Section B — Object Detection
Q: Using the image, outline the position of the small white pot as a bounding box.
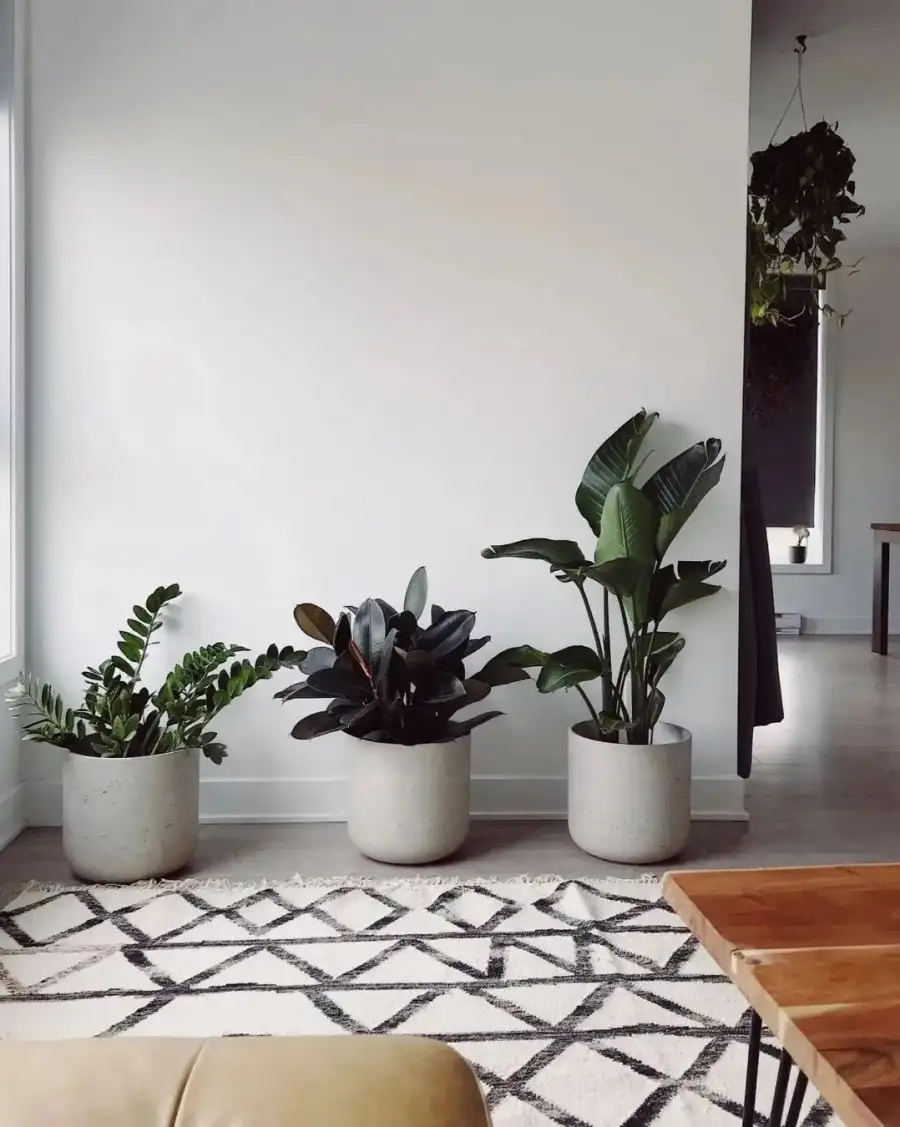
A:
[568,721,692,864]
[346,733,471,864]
[63,748,200,883]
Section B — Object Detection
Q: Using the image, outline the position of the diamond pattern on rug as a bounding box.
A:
[0,878,841,1127]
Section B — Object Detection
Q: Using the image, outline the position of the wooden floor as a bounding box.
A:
[2,637,898,887]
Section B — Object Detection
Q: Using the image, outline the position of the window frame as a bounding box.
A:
[768,295,836,576]
[0,0,24,685]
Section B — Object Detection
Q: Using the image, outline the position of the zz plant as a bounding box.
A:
[483,410,725,745]
[281,567,528,745]
[6,584,304,763]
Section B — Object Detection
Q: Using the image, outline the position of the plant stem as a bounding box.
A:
[573,683,601,735]
[602,588,613,713]
[615,596,642,741]
[576,579,615,715]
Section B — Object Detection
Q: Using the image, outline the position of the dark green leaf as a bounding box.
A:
[643,440,725,557]
[133,605,152,625]
[298,647,337,675]
[629,630,685,683]
[430,604,446,625]
[481,539,588,568]
[118,638,142,663]
[126,618,149,638]
[581,557,643,598]
[464,635,490,657]
[417,610,476,661]
[648,687,666,730]
[651,565,722,620]
[535,645,606,694]
[333,612,351,656]
[594,482,658,623]
[474,645,546,687]
[202,743,228,764]
[353,597,386,666]
[403,566,428,620]
[375,599,398,622]
[274,680,330,702]
[293,603,337,644]
[306,667,370,703]
[677,559,727,582]
[416,673,466,704]
[575,409,658,534]
[290,711,345,740]
[438,711,504,740]
[109,655,135,677]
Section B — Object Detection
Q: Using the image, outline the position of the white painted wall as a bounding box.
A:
[752,4,900,633]
[25,0,752,823]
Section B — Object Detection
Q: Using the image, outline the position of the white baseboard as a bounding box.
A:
[0,783,26,850]
[799,616,900,636]
[26,774,746,827]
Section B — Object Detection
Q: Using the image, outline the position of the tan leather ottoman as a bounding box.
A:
[0,1035,490,1126]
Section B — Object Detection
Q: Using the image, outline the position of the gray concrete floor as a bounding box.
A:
[2,637,898,887]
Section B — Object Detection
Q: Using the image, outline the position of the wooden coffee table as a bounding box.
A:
[663,864,900,1127]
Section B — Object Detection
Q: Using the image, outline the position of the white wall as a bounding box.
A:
[751,6,900,633]
[25,0,752,823]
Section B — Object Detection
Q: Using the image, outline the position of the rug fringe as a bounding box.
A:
[17,872,659,895]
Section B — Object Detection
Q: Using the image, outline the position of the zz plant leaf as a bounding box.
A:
[6,585,305,762]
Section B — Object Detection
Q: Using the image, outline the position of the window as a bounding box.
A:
[0,0,23,684]
[743,278,834,572]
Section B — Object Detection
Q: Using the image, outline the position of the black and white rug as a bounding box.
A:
[0,876,837,1126]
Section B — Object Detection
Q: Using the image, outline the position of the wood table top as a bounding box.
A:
[873,523,900,532]
[663,864,900,1127]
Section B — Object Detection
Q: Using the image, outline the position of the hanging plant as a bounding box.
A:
[747,36,865,327]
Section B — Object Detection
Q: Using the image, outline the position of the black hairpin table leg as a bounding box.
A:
[742,1010,762,1127]
[784,1071,809,1127]
[769,1050,794,1127]
[742,1010,813,1127]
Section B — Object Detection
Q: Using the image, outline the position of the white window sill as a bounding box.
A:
[0,655,22,687]
[771,561,832,575]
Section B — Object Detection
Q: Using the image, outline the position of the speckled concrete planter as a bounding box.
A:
[347,734,471,864]
[568,721,691,864]
[63,748,200,883]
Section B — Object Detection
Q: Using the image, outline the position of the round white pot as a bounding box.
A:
[346,733,471,864]
[568,721,692,864]
[63,748,200,883]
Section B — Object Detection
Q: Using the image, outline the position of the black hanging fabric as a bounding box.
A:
[737,460,784,778]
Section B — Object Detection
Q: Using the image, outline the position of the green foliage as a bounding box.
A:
[281,569,529,746]
[6,584,305,763]
[748,121,864,326]
[482,411,726,744]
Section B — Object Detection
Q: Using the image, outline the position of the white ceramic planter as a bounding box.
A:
[568,720,692,864]
[63,748,200,883]
[346,733,471,864]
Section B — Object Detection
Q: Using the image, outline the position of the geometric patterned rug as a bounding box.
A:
[0,876,838,1126]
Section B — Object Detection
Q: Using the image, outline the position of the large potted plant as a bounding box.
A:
[6,584,303,882]
[280,568,527,863]
[483,410,726,863]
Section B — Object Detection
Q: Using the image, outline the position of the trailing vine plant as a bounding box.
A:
[748,35,865,328]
